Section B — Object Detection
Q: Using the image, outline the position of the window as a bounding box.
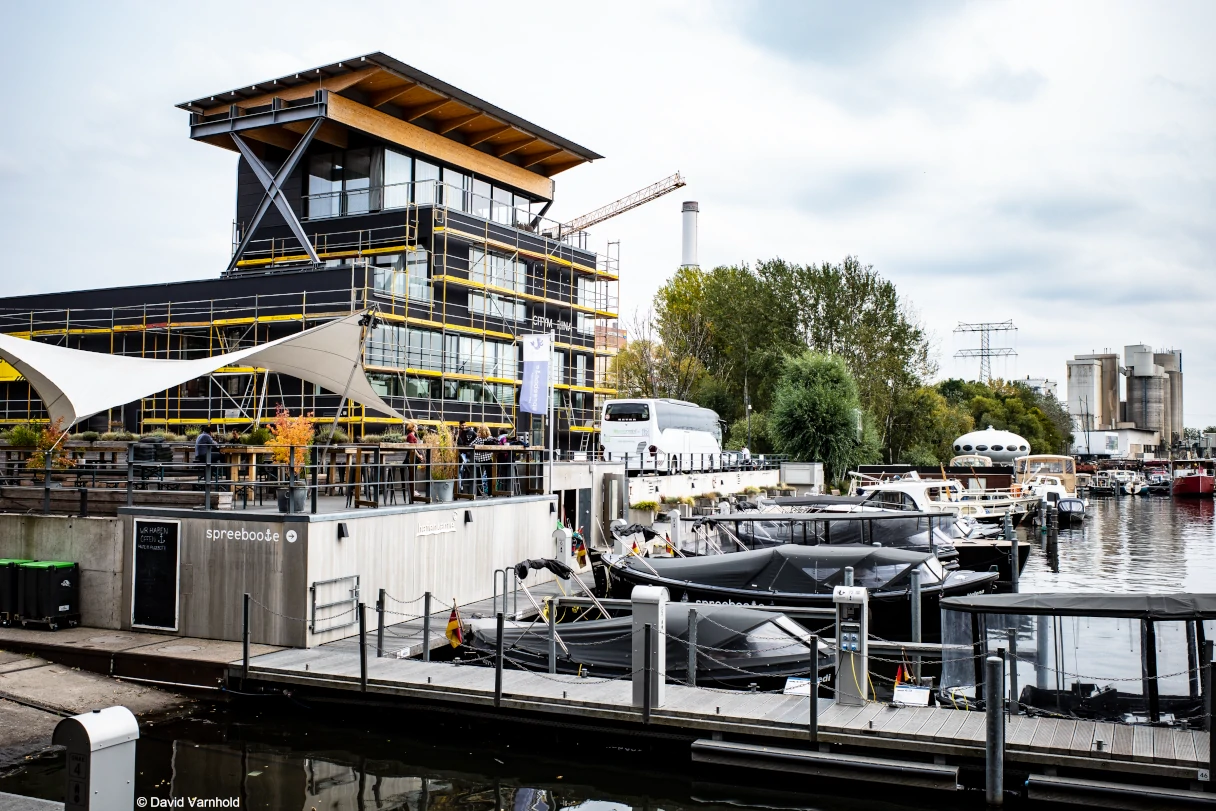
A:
[513,194,532,230]
[368,373,403,398]
[492,186,513,225]
[470,292,526,321]
[574,353,590,387]
[384,149,412,209]
[405,377,433,399]
[415,159,440,205]
[443,168,467,212]
[344,148,372,214]
[471,178,492,219]
[576,312,594,336]
[407,329,442,371]
[370,250,431,302]
[470,249,526,292]
[307,153,342,218]
[551,350,565,384]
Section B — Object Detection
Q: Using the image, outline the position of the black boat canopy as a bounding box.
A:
[940,593,1216,620]
[617,545,936,593]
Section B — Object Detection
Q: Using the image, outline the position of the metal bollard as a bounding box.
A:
[422,592,432,662]
[126,445,134,507]
[548,598,557,674]
[1010,527,1020,593]
[494,612,505,708]
[910,568,922,682]
[844,566,854,587]
[242,592,251,682]
[359,602,367,692]
[1008,628,1020,715]
[687,608,697,687]
[376,589,385,659]
[1003,511,1014,541]
[808,634,819,744]
[643,623,653,725]
[42,450,51,515]
[985,655,1005,805]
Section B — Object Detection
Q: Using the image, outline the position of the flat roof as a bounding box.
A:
[178,52,602,178]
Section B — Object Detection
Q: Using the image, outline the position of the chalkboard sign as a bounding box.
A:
[132,518,180,630]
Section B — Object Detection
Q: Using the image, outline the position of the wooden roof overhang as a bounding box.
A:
[178,53,602,202]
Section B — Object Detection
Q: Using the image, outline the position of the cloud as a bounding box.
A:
[967,63,1046,104]
[995,194,1134,230]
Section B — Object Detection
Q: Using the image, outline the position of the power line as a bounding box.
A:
[954,320,1017,383]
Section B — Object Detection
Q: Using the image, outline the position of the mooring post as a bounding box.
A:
[1038,499,1046,535]
[844,566,854,587]
[687,607,697,687]
[242,592,251,682]
[808,634,819,744]
[985,655,1005,806]
[494,612,505,709]
[376,589,385,659]
[1143,619,1160,723]
[643,622,653,725]
[1009,527,1020,593]
[359,602,367,693]
[910,568,922,682]
[547,598,557,674]
[1007,628,1020,715]
[1003,510,1013,541]
[422,592,432,662]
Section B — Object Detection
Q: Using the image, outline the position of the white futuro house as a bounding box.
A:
[952,426,1030,465]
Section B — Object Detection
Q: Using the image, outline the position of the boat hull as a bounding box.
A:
[1173,474,1215,498]
[952,540,1031,583]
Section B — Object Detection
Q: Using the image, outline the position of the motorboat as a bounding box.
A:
[848,473,1034,524]
[604,545,999,640]
[1173,465,1215,498]
[1088,472,1118,496]
[1056,497,1085,524]
[1145,469,1172,495]
[1122,477,1149,496]
[465,603,833,687]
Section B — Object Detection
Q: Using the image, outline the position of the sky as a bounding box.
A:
[1,1,1213,422]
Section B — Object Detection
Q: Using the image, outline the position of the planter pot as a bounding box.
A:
[678,504,693,518]
[431,479,455,503]
[277,485,307,513]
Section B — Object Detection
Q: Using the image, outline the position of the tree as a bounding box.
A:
[725,411,775,454]
[767,352,876,481]
[887,386,973,464]
[607,309,704,400]
[934,378,1071,454]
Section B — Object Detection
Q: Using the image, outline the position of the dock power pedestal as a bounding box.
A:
[833,585,870,705]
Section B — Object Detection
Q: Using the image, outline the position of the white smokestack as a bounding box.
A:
[681,201,699,268]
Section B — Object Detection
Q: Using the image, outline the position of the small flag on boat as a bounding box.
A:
[894,665,905,687]
[445,602,464,647]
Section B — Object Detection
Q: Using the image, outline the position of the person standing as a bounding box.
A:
[457,421,476,494]
[472,424,494,496]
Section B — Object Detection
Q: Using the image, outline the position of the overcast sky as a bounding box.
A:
[2,1,1213,423]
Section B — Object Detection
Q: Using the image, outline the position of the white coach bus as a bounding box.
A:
[600,398,725,472]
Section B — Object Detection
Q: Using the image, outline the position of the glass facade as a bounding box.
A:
[371,250,431,302]
[470,291,526,321]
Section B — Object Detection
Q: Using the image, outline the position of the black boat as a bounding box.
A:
[604,545,998,640]
[465,603,833,687]
[1056,497,1085,525]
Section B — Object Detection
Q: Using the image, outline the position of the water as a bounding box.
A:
[1,496,1213,808]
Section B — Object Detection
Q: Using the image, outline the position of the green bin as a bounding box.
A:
[0,559,33,624]
[17,561,80,630]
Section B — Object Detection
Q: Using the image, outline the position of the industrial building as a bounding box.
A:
[1066,345,1183,459]
[0,53,629,448]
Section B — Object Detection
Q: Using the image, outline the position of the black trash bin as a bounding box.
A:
[0,559,33,626]
[17,561,80,630]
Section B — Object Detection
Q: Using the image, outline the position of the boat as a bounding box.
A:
[1172,464,1215,498]
[848,472,1034,524]
[1056,497,1085,524]
[1088,472,1118,496]
[1014,455,1086,522]
[1145,468,1172,495]
[465,603,833,687]
[604,545,999,640]
[1121,476,1149,496]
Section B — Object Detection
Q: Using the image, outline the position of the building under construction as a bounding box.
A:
[0,53,635,449]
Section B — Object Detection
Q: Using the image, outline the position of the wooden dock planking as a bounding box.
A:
[954,710,988,744]
[1006,715,1038,749]
[1066,721,1096,758]
[930,708,972,743]
[1090,722,1115,759]
[908,708,956,741]
[840,703,887,733]
[1047,718,1078,756]
[1177,730,1199,766]
[1132,724,1155,762]
[1195,729,1209,764]
[1112,723,1135,760]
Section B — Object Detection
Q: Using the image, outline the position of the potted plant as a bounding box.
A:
[425,427,459,502]
[678,495,695,518]
[27,419,75,480]
[629,500,659,525]
[266,406,315,512]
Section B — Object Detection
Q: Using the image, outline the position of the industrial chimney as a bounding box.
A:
[680,201,699,268]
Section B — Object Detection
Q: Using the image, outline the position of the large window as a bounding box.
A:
[383,149,413,209]
[371,250,431,302]
[407,329,442,372]
[415,159,440,205]
[443,168,467,212]
[574,353,590,387]
[470,249,527,292]
[471,178,492,219]
[470,292,526,321]
[307,153,342,219]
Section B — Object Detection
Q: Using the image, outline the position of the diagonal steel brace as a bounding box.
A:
[228,117,324,270]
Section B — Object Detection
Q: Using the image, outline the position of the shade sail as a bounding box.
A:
[940,593,1216,620]
[0,312,404,426]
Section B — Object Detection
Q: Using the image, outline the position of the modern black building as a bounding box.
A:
[0,53,620,448]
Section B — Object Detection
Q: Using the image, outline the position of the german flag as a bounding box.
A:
[445,602,464,647]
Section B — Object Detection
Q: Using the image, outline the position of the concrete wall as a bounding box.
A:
[1067,359,1103,430]
[0,515,124,629]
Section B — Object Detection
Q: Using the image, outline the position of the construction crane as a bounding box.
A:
[551,172,686,236]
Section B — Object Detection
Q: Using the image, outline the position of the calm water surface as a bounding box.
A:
[2,496,1213,809]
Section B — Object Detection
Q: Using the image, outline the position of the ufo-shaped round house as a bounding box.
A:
[952,426,1030,465]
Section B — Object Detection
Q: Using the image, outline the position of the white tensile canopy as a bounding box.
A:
[0,312,404,427]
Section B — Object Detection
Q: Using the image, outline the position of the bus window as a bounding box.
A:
[605,403,650,422]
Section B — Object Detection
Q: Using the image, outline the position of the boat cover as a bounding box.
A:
[615,545,936,593]
[468,603,823,676]
[696,512,951,552]
[940,593,1216,620]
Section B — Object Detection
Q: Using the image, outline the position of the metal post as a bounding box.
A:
[422,592,432,662]
[687,608,697,687]
[985,655,1005,806]
[844,566,854,587]
[1007,628,1020,715]
[126,444,134,507]
[359,602,367,692]
[910,568,922,682]
[643,623,653,725]
[287,445,297,515]
[376,589,385,659]
[548,598,557,674]
[203,458,212,511]
[310,445,318,514]
[1010,525,1020,593]
[1188,621,1200,700]
[1003,510,1013,541]
[42,449,51,514]
[1038,499,1046,535]
[1205,640,1215,788]
[494,612,504,709]
[242,593,250,681]
[808,634,819,744]
[1144,619,1160,723]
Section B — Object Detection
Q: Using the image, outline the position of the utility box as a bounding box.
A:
[52,706,139,810]
[779,462,825,494]
[834,585,870,706]
[0,559,33,625]
[631,585,668,708]
[18,561,81,630]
